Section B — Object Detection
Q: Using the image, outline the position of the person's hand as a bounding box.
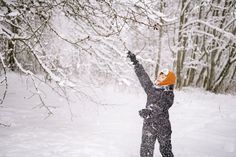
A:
[139,108,152,119]
[127,51,138,65]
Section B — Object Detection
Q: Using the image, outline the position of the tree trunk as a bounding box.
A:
[2,1,18,71]
[212,42,236,92]
[176,0,189,89]
[155,0,164,78]
[207,0,234,91]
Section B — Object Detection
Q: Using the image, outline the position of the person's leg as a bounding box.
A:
[140,121,157,157]
[156,119,174,157]
[158,135,174,157]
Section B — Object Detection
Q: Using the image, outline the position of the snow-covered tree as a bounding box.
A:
[0,0,235,110]
[174,0,236,93]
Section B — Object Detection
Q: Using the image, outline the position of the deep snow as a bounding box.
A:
[0,73,236,157]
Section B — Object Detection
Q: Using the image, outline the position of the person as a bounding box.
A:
[127,51,175,157]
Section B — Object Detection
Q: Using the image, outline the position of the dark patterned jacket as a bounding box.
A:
[134,63,174,127]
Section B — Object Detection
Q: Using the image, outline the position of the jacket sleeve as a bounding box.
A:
[134,63,154,94]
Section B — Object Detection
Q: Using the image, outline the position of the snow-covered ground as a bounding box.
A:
[1,73,236,157]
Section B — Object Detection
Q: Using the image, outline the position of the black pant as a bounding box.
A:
[140,120,174,157]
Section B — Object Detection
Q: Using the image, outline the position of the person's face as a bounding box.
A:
[156,73,167,84]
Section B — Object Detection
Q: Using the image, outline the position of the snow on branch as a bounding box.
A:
[13,56,53,115]
[183,20,236,41]
[230,56,236,64]
[0,122,10,127]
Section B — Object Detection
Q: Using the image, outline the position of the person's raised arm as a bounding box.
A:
[127,51,153,94]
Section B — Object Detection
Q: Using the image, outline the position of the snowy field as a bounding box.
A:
[1,73,236,157]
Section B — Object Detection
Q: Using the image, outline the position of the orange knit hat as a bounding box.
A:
[158,69,176,86]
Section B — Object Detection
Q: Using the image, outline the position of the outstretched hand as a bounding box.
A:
[127,51,138,65]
